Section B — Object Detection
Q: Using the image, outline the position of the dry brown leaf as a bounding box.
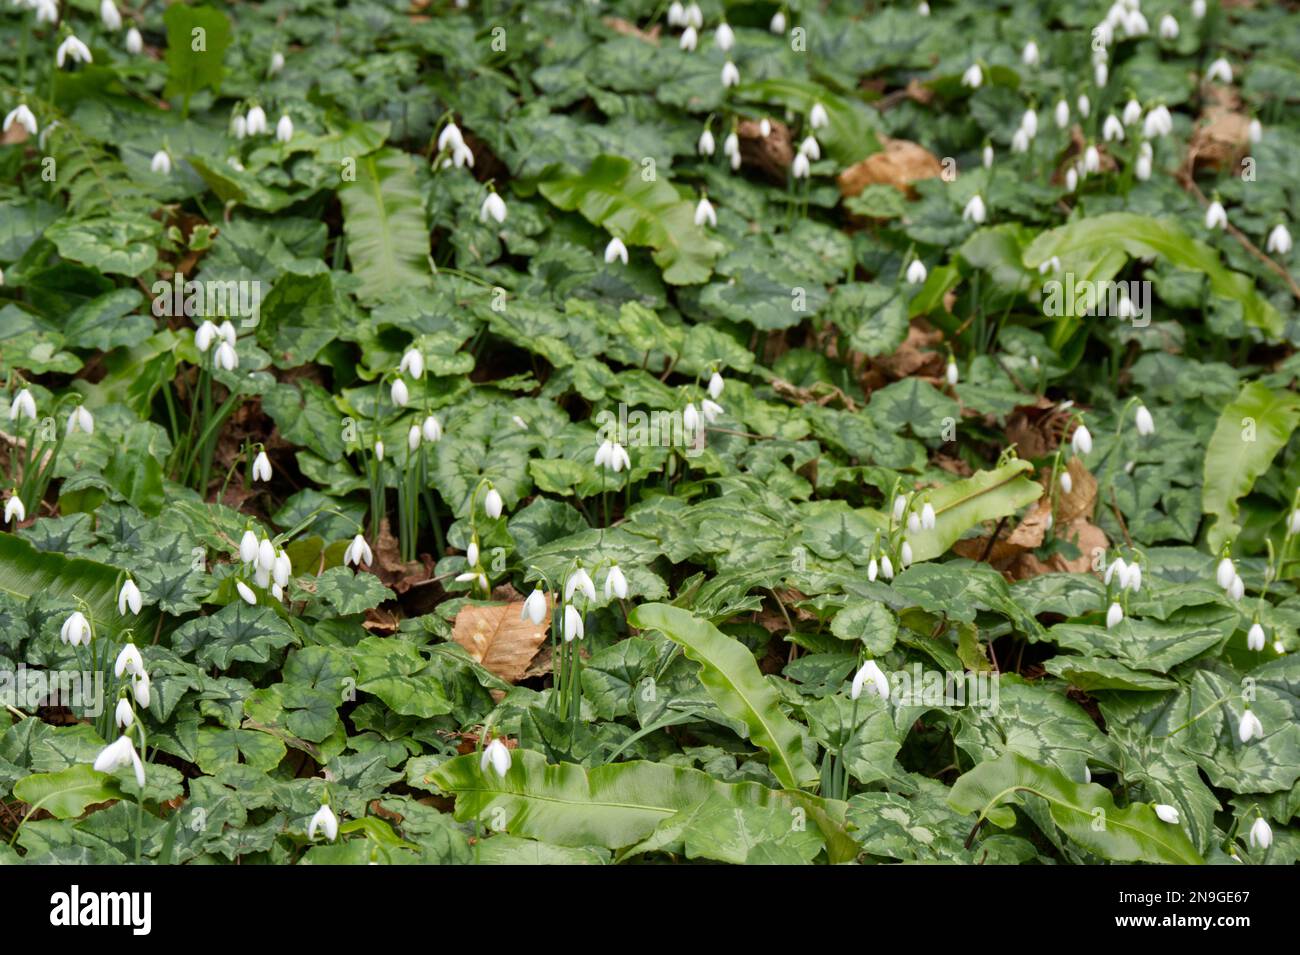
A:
[451,601,551,684]
[1186,103,1249,175]
[738,117,794,183]
[837,137,941,198]
[602,16,661,42]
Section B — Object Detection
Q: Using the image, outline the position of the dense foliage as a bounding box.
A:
[1,0,1298,865]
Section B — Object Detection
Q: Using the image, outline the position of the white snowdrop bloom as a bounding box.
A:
[1021,108,1038,139]
[714,21,734,52]
[921,502,937,530]
[708,372,725,400]
[791,152,811,178]
[1134,405,1155,436]
[603,236,629,265]
[33,0,58,26]
[100,0,121,30]
[1238,710,1264,743]
[94,736,146,789]
[272,582,284,602]
[57,35,93,69]
[1229,574,1245,602]
[1159,13,1179,39]
[1072,424,1093,455]
[449,141,474,168]
[1060,471,1074,495]
[273,550,292,589]
[232,113,248,139]
[1054,99,1070,129]
[1022,40,1039,68]
[880,555,894,580]
[1205,200,1228,230]
[236,580,257,605]
[908,512,921,534]
[66,404,94,435]
[902,541,915,570]
[194,320,219,353]
[1106,601,1124,629]
[906,259,928,285]
[399,347,424,379]
[480,191,507,225]
[406,424,421,452]
[721,61,740,88]
[1122,99,1142,126]
[1154,804,1180,824]
[1249,817,1273,850]
[1102,114,1124,142]
[481,738,512,777]
[61,611,91,647]
[252,450,273,483]
[917,1,930,14]
[1135,150,1152,181]
[683,402,701,433]
[150,150,172,175]
[275,114,294,143]
[685,3,703,29]
[1065,167,1080,191]
[1039,256,1061,275]
[1248,118,1262,144]
[4,494,24,526]
[962,194,986,224]
[421,415,442,443]
[344,534,373,568]
[667,1,685,27]
[239,529,258,564]
[1095,62,1108,87]
[694,196,717,227]
[1206,58,1232,84]
[1265,223,1292,255]
[308,804,338,842]
[466,540,479,568]
[484,487,504,519]
[1077,93,1091,119]
[946,359,958,386]
[269,50,285,75]
[1011,128,1030,154]
[1124,9,1148,36]
[217,320,237,347]
[257,538,276,573]
[390,378,410,407]
[770,10,786,33]
[114,643,144,678]
[523,588,548,626]
[131,670,150,708]
[1083,145,1101,174]
[1143,104,1172,138]
[3,104,37,137]
[604,564,628,600]
[563,603,584,642]
[1104,557,1129,588]
[697,127,715,156]
[961,63,983,89]
[115,697,134,729]
[215,341,239,371]
[246,105,268,136]
[1095,17,1115,46]
[700,399,723,425]
[728,148,740,170]
[892,495,907,523]
[1216,557,1236,589]
[679,25,697,51]
[868,557,879,582]
[1127,563,1142,593]
[1247,623,1266,652]
[374,440,384,461]
[851,660,890,701]
[982,144,993,168]
[117,579,142,617]
[437,122,465,154]
[1192,0,1206,18]
[810,102,830,130]
[723,131,739,159]
[800,135,821,160]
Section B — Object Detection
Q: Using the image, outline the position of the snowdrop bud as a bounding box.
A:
[893,496,907,522]
[308,804,338,841]
[480,191,507,225]
[57,36,94,69]
[1135,405,1155,436]
[791,152,810,179]
[1095,62,1108,87]
[1072,424,1093,455]
[1248,118,1262,144]
[373,440,385,462]
[1192,0,1206,17]
[1060,471,1074,494]
[605,236,629,265]
[1122,98,1141,126]
[1106,602,1124,629]
[1158,13,1179,39]
[961,63,983,89]
[406,424,422,453]
[481,738,512,777]
[721,61,740,88]
[715,22,734,52]
[235,580,257,605]
[868,557,878,581]
[117,579,142,616]
[708,372,725,400]
[1154,804,1180,824]
[61,611,91,647]
[246,106,268,136]
[1064,167,1079,192]
[421,415,442,443]
[1249,817,1272,850]
[1039,257,1061,275]
[1265,223,1292,256]
[694,196,717,227]
[390,378,409,408]
[1127,563,1141,592]
[946,359,958,386]
[484,487,503,519]
[115,697,134,729]
[680,25,698,51]
[273,550,292,589]
[1084,145,1100,173]
[1077,94,1091,119]
[770,10,786,33]
[900,540,913,568]
[3,104,38,137]
[906,259,927,285]
[918,1,930,14]
[99,0,123,30]
[851,660,890,701]
[685,4,702,29]
[1229,574,1245,601]
[1022,40,1039,67]
[523,588,548,625]
[982,144,993,168]
[1205,200,1227,230]
[1216,557,1236,589]
[4,494,24,525]
[810,102,830,130]
[880,555,894,580]
[908,512,922,534]
[466,539,480,568]
[1206,58,1232,84]
[257,538,276,573]
[761,122,772,144]
[1011,128,1030,154]
[125,26,143,54]
[962,194,987,223]
[563,603,584,642]
[698,128,715,156]
[605,564,628,600]
[1135,151,1152,181]
[151,150,172,175]
[1102,114,1125,142]
[1021,108,1038,139]
[235,530,256,565]
[921,502,937,529]
[270,50,285,75]
[1238,710,1264,743]
[1247,623,1265,652]
[1055,99,1070,129]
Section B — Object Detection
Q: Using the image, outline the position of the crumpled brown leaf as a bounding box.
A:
[838,137,942,198]
[1185,87,1250,176]
[451,600,551,684]
[738,117,795,183]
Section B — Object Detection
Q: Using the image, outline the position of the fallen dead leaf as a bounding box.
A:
[738,117,794,183]
[837,137,942,198]
[451,600,551,684]
[602,16,660,42]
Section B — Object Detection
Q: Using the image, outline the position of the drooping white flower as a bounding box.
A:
[1124,9,1148,36]
[714,21,734,52]
[100,0,121,31]
[723,131,739,161]
[117,579,142,617]
[9,388,36,422]
[1154,804,1180,824]
[1102,114,1125,142]
[406,424,422,453]
[246,105,268,136]
[215,341,239,371]
[961,63,983,89]
[770,10,786,33]
[66,404,94,435]
[697,127,715,156]
[982,144,993,169]
[1289,509,1300,535]
[563,603,584,642]
[114,642,144,678]
[604,564,629,600]
[1095,61,1108,87]
[275,114,294,143]
[481,738,512,777]
[3,104,37,137]
[868,557,879,582]
[1072,424,1093,456]
[1020,108,1038,140]
[1247,623,1266,652]
[523,588,548,626]
[1021,40,1040,68]
[4,494,24,526]
[1229,574,1245,602]
[248,449,272,483]
[667,2,685,27]
[1121,98,1141,127]
[1143,104,1173,138]
[115,697,134,729]
[1077,94,1091,119]
[308,803,338,841]
[1192,0,1206,18]
[1265,223,1292,256]
[799,135,821,161]
[269,50,285,75]
[906,259,927,285]
[945,359,958,386]
[256,537,276,574]
[273,549,292,589]
[962,194,986,224]
[694,196,717,227]
[1248,118,1262,144]
[1238,710,1264,743]
[61,611,92,647]
[484,487,503,519]
[421,415,442,443]
[150,150,172,175]
[908,512,921,534]
[850,660,890,701]
[480,191,507,225]
[900,540,913,568]
[921,502,937,530]
[892,495,907,523]
[390,378,410,408]
[1205,200,1228,230]
[1158,13,1179,39]
[565,566,596,604]
[1011,128,1030,154]
[708,372,725,400]
[56,35,93,69]
[236,580,257,605]
[1135,150,1152,181]
[344,534,373,568]
[1127,562,1142,593]
[33,0,58,25]
[1066,161,1081,188]
[231,113,248,139]
[1039,256,1061,275]
[791,152,811,179]
[809,102,830,130]
[1134,405,1155,436]
[1060,471,1074,495]
[700,398,723,424]
[374,440,384,462]
[880,555,894,580]
[131,669,150,708]
[1206,58,1233,84]
[720,61,740,88]
[1054,99,1070,129]
[679,25,698,51]
[94,735,145,788]
[1105,557,1129,588]
[1216,557,1236,589]
[1249,817,1273,850]
[1106,601,1124,630]
[437,122,465,154]
[604,236,629,265]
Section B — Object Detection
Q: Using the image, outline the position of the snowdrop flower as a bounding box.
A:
[695,196,717,227]
[565,567,596,604]
[481,191,507,225]
[1216,556,1237,589]
[1238,710,1264,743]
[100,0,121,30]
[1248,118,1262,144]
[117,579,142,617]
[685,3,702,29]
[234,580,256,606]
[437,122,465,155]
[115,697,134,729]
[1102,114,1125,142]
[269,50,285,75]
[246,105,268,136]
[791,152,811,179]
[1095,62,1108,87]
[679,25,697,51]
[1229,574,1245,602]
[231,112,248,139]
[900,540,913,568]
[1105,557,1129,588]
[1205,200,1227,231]
[421,415,442,443]
[962,194,986,224]
[66,404,94,435]
[1206,58,1232,84]
[604,564,628,600]
[391,378,409,407]
[880,555,894,580]
[1083,145,1101,174]
[308,804,338,841]
[563,603,584,642]
[1245,816,1273,851]
[945,359,958,386]
[708,372,725,400]
[94,736,146,788]
[195,320,220,353]
[1039,256,1061,275]
[1289,509,1300,535]
[344,534,373,568]
[150,150,171,175]
[406,424,422,453]
[810,102,830,130]
[215,341,238,371]
[257,537,278,575]
[700,398,723,424]
[868,557,879,582]
[906,259,927,284]
[723,130,739,161]
[481,738,512,777]
[374,440,384,462]
[1124,9,1148,36]
[721,61,740,88]
[594,439,630,472]
[908,512,921,534]
[251,450,273,483]
[276,114,294,143]
[715,21,734,52]
[851,660,890,701]
[1021,108,1038,139]
[921,502,937,530]
[238,529,258,565]
[56,35,93,69]
[1154,804,1180,824]
[1022,40,1040,68]
[1055,99,1070,129]
[1060,471,1074,495]
[1143,104,1172,138]
[1127,562,1142,593]
[798,135,821,162]
[4,494,24,526]
[1072,424,1093,455]
[770,10,786,33]
[113,643,144,679]
[1106,602,1124,629]
[1192,0,1206,18]
[1158,13,1179,39]
[1077,93,1091,120]
[466,539,479,568]
[668,1,685,27]
[523,588,548,626]
[273,550,292,589]
[8,388,35,422]
[892,495,907,523]
[1265,223,1292,256]
[3,104,37,137]
[1247,622,1266,652]
[397,348,425,380]
[484,486,504,519]
[61,611,91,647]
[131,669,150,708]
[961,63,983,89]
[1011,128,1030,154]
[698,127,715,156]
[604,236,629,265]
[982,144,993,168]
[1122,98,1142,126]
[1134,404,1155,436]
[1135,149,1152,181]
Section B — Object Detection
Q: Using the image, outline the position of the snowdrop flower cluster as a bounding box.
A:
[114,641,151,709]
[1104,556,1141,593]
[437,121,474,168]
